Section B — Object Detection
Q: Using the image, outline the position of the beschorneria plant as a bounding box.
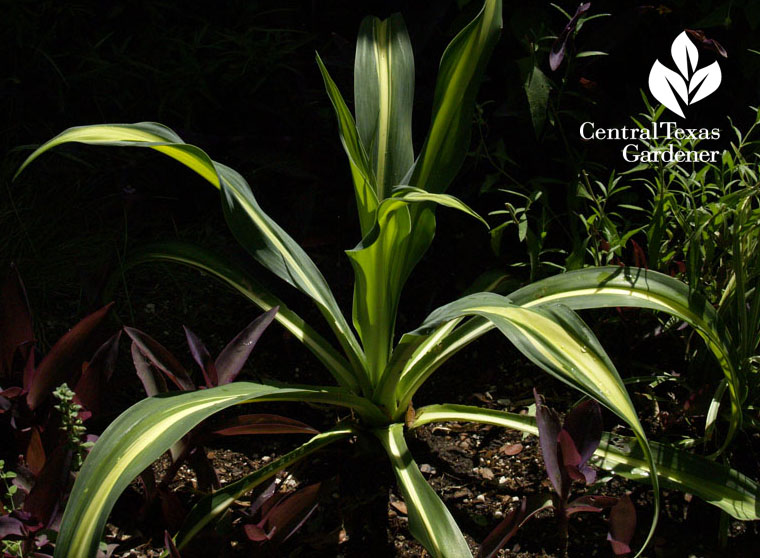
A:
[14,2,754,557]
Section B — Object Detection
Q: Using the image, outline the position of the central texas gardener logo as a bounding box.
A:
[648,31,722,118]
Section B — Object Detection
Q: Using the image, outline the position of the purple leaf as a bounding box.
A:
[686,29,728,58]
[477,498,526,558]
[0,515,26,538]
[249,481,278,517]
[211,414,319,437]
[131,342,168,397]
[186,447,220,491]
[183,326,218,388]
[215,307,278,385]
[478,494,554,558]
[25,426,46,477]
[549,2,592,71]
[243,522,271,542]
[262,483,321,544]
[534,389,564,496]
[138,467,157,500]
[74,331,121,418]
[23,446,71,526]
[26,303,114,410]
[608,494,636,556]
[558,429,596,485]
[563,399,602,466]
[164,530,182,558]
[21,350,35,398]
[158,488,187,532]
[95,543,118,558]
[124,327,194,391]
[0,264,34,380]
[566,494,619,516]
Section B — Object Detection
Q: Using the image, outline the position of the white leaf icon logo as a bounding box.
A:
[671,32,698,77]
[689,61,721,104]
[649,60,688,117]
[648,31,722,117]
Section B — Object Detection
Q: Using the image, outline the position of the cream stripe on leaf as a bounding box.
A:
[374,424,471,558]
[174,425,355,549]
[508,266,741,451]
[354,14,414,201]
[410,404,760,522]
[15,122,369,386]
[54,382,382,558]
[410,0,502,194]
[124,241,362,393]
[405,292,660,557]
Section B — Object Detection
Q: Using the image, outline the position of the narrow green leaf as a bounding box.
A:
[216,162,368,380]
[14,123,218,185]
[410,0,502,193]
[411,404,760,522]
[508,266,742,451]
[392,186,489,228]
[404,293,659,556]
[55,382,384,558]
[523,65,552,138]
[374,424,472,557]
[347,199,433,382]
[348,188,485,385]
[575,50,609,58]
[316,54,379,236]
[122,241,363,393]
[15,122,369,389]
[174,425,354,549]
[354,14,415,200]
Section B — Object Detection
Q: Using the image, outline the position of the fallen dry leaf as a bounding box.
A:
[500,443,524,456]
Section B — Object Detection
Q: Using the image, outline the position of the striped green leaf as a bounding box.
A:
[15,122,368,386]
[347,191,485,383]
[391,186,488,227]
[411,404,760,521]
[403,293,659,556]
[347,201,433,382]
[354,14,415,200]
[410,0,502,193]
[316,54,378,236]
[508,266,741,449]
[54,382,383,558]
[215,162,367,378]
[121,241,364,393]
[394,317,489,413]
[174,425,354,549]
[374,424,472,557]
[14,122,218,185]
